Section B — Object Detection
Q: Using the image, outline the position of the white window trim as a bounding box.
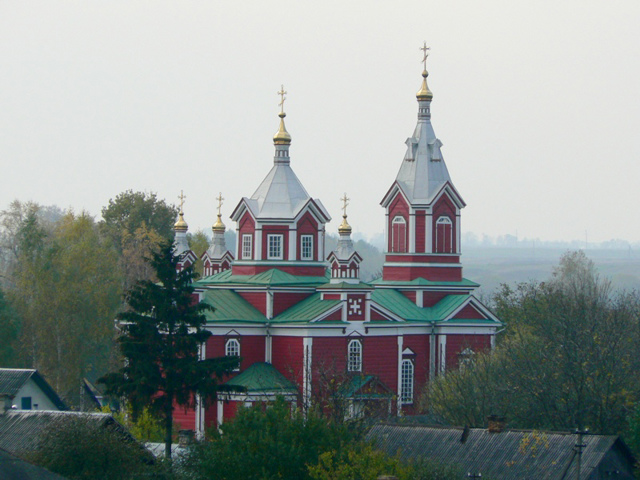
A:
[267,234,284,260]
[225,338,240,371]
[301,234,314,260]
[391,216,407,253]
[401,359,414,404]
[435,216,453,254]
[347,339,362,372]
[242,234,253,260]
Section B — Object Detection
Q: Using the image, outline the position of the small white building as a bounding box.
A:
[0,369,67,411]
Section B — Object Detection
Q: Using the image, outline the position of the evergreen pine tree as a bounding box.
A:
[99,241,238,458]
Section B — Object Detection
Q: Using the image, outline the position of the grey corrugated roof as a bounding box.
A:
[0,369,34,397]
[0,369,67,410]
[0,411,116,455]
[368,424,636,480]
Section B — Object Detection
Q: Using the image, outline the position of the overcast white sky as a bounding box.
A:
[1,1,638,244]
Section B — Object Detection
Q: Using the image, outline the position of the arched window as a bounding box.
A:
[435,216,453,253]
[401,359,414,404]
[225,338,240,371]
[347,339,362,372]
[391,216,407,253]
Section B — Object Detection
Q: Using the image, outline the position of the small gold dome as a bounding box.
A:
[273,112,292,145]
[338,214,352,235]
[212,213,225,232]
[174,212,188,231]
[416,69,433,101]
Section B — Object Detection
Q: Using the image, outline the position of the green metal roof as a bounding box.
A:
[224,362,298,394]
[338,375,393,399]
[317,281,372,290]
[370,277,479,288]
[371,290,495,323]
[200,289,266,323]
[196,268,329,287]
[271,293,342,324]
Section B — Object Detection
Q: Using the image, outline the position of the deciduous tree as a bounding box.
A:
[423,251,640,435]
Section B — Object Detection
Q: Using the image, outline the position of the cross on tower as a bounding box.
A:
[277,85,287,113]
[420,41,430,70]
[341,193,350,217]
[216,192,224,216]
[178,190,186,213]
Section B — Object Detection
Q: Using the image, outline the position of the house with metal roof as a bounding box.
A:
[0,369,67,411]
[367,423,636,480]
[169,48,502,435]
[0,409,131,457]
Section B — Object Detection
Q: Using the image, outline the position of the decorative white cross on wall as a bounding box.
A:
[348,298,362,316]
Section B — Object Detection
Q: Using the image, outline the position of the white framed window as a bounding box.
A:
[301,235,314,260]
[435,216,453,253]
[401,359,414,404]
[391,216,407,253]
[347,339,362,372]
[267,234,283,260]
[242,234,253,259]
[225,338,240,371]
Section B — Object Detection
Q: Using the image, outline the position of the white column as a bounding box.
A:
[416,290,423,308]
[456,214,461,253]
[255,229,263,260]
[217,399,224,427]
[288,229,297,260]
[439,334,447,374]
[397,335,404,415]
[318,229,325,261]
[426,215,433,253]
[384,214,389,253]
[266,290,273,319]
[303,337,313,410]
[265,328,272,363]
[408,211,416,253]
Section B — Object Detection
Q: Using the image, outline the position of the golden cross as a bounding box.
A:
[341,193,350,217]
[178,190,186,212]
[420,41,430,70]
[277,84,287,113]
[216,192,224,216]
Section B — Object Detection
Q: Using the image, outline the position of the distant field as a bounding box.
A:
[461,248,640,297]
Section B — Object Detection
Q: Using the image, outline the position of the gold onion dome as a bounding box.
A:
[174,211,188,231]
[416,68,433,101]
[338,214,352,235]
[273,111,292,145]
[212,213,225,232]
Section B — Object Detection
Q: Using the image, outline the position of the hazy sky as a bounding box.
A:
[1,1,639,243]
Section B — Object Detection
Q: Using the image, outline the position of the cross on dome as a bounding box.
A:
[178,190,187,214]
[174,190,188,231]
[216,192,224,216]
[339,192,352,234]
[420,42,430,70]
[416,41,433,101]
[277,85,287,113]
[341,193,350,217]
[212,192,226,231]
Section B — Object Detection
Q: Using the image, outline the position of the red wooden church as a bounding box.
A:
[172,51,502,434]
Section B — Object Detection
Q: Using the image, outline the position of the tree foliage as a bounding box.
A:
[181,397,361,480]
[423,251,640,435]
[100,190,178,251]
[100,190,178,287]
[6,209,122,399]
[99,242,238,458]
[26,415,161,480]
[308,445,460,480]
